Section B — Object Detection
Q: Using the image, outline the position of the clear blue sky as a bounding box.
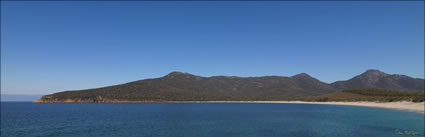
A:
[1,1,424,94]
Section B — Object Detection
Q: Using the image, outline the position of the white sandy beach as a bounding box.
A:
[276,101,424,113]
[193,101,425,113]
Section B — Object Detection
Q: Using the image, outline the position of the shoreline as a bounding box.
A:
[197,101,425,113]
[192,101,425,113]
[32,100,424,113]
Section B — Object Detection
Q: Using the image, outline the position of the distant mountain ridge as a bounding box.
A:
[34,69,424,103]
[331,69,424,91]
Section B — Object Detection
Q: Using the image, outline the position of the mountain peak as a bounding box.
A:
[167,71,188,76]
[355,69,389,83]
[331,69,424,91]
[362,69,388,77]
[365,69,382,73]
[292,73,314,79]
[164,71,203,80]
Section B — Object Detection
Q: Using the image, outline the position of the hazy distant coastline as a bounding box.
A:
[1,94,43,102]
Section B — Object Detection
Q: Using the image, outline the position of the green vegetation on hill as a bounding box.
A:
[305,88,425,102]
[34,70,424,103]
[36,72,339,102]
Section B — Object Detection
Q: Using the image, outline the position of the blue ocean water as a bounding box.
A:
[1,102,424,137]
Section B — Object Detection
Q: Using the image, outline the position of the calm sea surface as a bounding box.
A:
[1,102,424,137]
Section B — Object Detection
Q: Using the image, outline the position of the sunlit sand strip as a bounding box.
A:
[192,101,424,113]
